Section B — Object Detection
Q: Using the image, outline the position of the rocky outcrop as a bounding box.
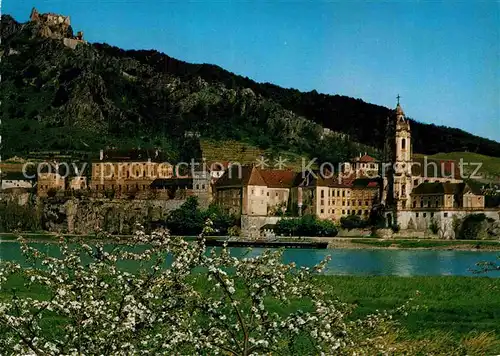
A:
[1,15,22,40]
[0,190,32,206]
[41,197,185,235]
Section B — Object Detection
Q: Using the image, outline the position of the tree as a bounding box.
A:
[202,203,238,236]
[456,213,488,240]
[46,188,58,198]
[166,196,204,235]
[429,218,439,235]
[0,227,412,355]
[275,218,299,236]
[274,216,338,237]
[104,188,116,199]
[316,219,338,237]
[340,215,367,230]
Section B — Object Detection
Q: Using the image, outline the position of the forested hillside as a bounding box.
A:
[1,13,499,164]
[95,44,500,157]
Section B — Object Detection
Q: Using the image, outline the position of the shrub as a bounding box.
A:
[391,224,401,233]
[166,196,204,235]
[275,215,338,237]
[228,225,240,237]
[46,188,58,198]
[456,213,488,240]
[104,188,115,199]
[429,218,440,235]
[340,214,368,230]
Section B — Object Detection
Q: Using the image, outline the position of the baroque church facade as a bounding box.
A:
[381,99,496,237]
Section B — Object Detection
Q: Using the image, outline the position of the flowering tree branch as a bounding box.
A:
[0,222,411,355]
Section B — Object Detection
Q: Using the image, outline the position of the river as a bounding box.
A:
[1,242,499,277]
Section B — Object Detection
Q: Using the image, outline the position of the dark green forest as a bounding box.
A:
[1,14,499,164]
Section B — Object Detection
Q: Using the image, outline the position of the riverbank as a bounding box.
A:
[1,232,500,251]
[327,238,500,251]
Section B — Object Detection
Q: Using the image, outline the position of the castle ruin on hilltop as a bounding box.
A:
[29,8,86,49]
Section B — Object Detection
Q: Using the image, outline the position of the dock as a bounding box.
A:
[203,239,328,249]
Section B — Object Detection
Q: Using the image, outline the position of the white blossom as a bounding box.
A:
[0,223,409,355]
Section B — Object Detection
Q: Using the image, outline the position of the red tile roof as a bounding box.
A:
[411,182,481,196]
[296,171,351,188]
[357,154,376,163]
[258,169,297,188]
[215,166,257,187]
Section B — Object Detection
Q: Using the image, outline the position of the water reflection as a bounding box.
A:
[1,242,499,277]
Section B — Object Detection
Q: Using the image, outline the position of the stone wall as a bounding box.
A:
[374,228,438,239]
[0,191,31,206]
[63,38,85,49]
[337,228,372,237]
[41,197,186,235]
[397,209,500,239]
[240,215,281,238]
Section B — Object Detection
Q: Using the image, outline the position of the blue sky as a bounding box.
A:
[8,1,500,142]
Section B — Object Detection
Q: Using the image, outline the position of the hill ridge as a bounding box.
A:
[1,13,499,162]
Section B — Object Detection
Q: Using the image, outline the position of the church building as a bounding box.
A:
[381,98,494,236]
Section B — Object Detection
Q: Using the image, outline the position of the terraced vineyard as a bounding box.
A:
[414,152,500,182]
[200,139,314,171]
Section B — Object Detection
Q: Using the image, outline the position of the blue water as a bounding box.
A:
[1,242,499,277]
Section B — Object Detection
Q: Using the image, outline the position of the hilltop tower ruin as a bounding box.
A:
[29,7,86,49]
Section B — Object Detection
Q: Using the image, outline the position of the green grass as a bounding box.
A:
[319,276,500,339]
[0,233,56,241]
[352,238,500,249]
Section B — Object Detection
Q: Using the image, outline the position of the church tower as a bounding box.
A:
[382,96,413,223]
[393,100,412,209]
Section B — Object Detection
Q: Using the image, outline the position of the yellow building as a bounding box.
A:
[69,176,87,190]
[91,150,173,197]
[37,172,65,197]
[410,182,484,211]
[293,172,380,221]
[344,154,379,177]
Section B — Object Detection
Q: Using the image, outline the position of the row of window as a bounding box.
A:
[357,163,377,169]
[413,200,441,208]
[320,189,349,198]
[319,208,369,216]
[415,212,451,218]
[250,189,287,198]
[320,199,371,207]
[416,212,436,218]
[95,184,148,191]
